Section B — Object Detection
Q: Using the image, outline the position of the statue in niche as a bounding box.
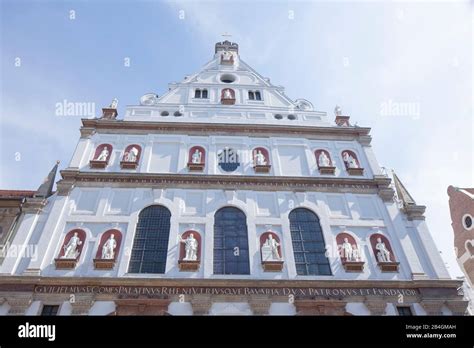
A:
[124,147,139,162]
[334,105,342,116]
[255,150,267,166]
[101,234,117,260]
[341,237,357,261]
[179,233,198,261]
[223,89,233,99]
[375,237,392,262]
[191,149,202,164]
[221,51,233,62]
[62,232,83,259]
[96,147,109,161]
[342,151,359,168]
[318,151,331,167]
[261,234,281,261]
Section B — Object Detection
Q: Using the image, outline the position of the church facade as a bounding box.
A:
[0,41,467,316]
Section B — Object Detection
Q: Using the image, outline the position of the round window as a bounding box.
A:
[174,111,183,117]
[218,148,240,172]
[274,114,283,120]
[462,214,473,230]
[287,114,296,120]
[220,74,236,83]
[160,111,169,116]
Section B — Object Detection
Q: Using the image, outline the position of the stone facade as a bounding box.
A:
[0,41,466,316]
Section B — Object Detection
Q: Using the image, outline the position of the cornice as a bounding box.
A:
[0,275,463,290]
[57,170,393,200]
[81,119,371,141]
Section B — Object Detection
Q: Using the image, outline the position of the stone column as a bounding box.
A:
[6,293,33,315]
[420,300,444,315]
[248,295,272,315]
[191,294,213,315]
[70,294,95,315]
[294,299,347,315]
[364,298,387,315]
[445,300,468,316]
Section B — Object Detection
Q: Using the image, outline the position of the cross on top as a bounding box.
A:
[221,32,232,39]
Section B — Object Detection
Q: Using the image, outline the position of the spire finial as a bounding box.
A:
[34,161,60,198]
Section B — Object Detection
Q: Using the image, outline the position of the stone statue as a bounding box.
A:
[223,89,233,99]
[343,151,358,168]
[318,151,331,167]
[62,232,82,259]
[179,233,198,261]
[101,234,117,260]
[341,237,355,261]
[261,234,281,261]
[110,98,118,109]
[191,149,202,164]
[334,105,342,116]
[124,147,139,162]
[255,150,267,166]
[96,147,109,161]
[375,237,391,262]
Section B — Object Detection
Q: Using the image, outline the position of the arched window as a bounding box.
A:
[194,89,202,98]
[255,91,262,100]
[213,207,250,275]
[128,205,171,274]
[202,89,208,99]
[289,208,331,276]
[248,91,255,100]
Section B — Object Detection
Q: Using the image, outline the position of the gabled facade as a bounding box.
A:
[0,41,467,316]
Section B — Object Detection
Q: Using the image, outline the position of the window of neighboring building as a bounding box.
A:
[397,306,413,316]
[289,208,331,276]
[213,207,250,275]
[41,305,59,316]
[463,214,473,230]
[128,205,171,274]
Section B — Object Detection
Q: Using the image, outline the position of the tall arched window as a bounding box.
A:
[289,208,331,276]
[213,207,250,275]
[128,205,171,274]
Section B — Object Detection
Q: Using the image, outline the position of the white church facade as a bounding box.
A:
[0,40,467,316]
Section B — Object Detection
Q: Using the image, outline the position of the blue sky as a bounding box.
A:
[0,0,472,276]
